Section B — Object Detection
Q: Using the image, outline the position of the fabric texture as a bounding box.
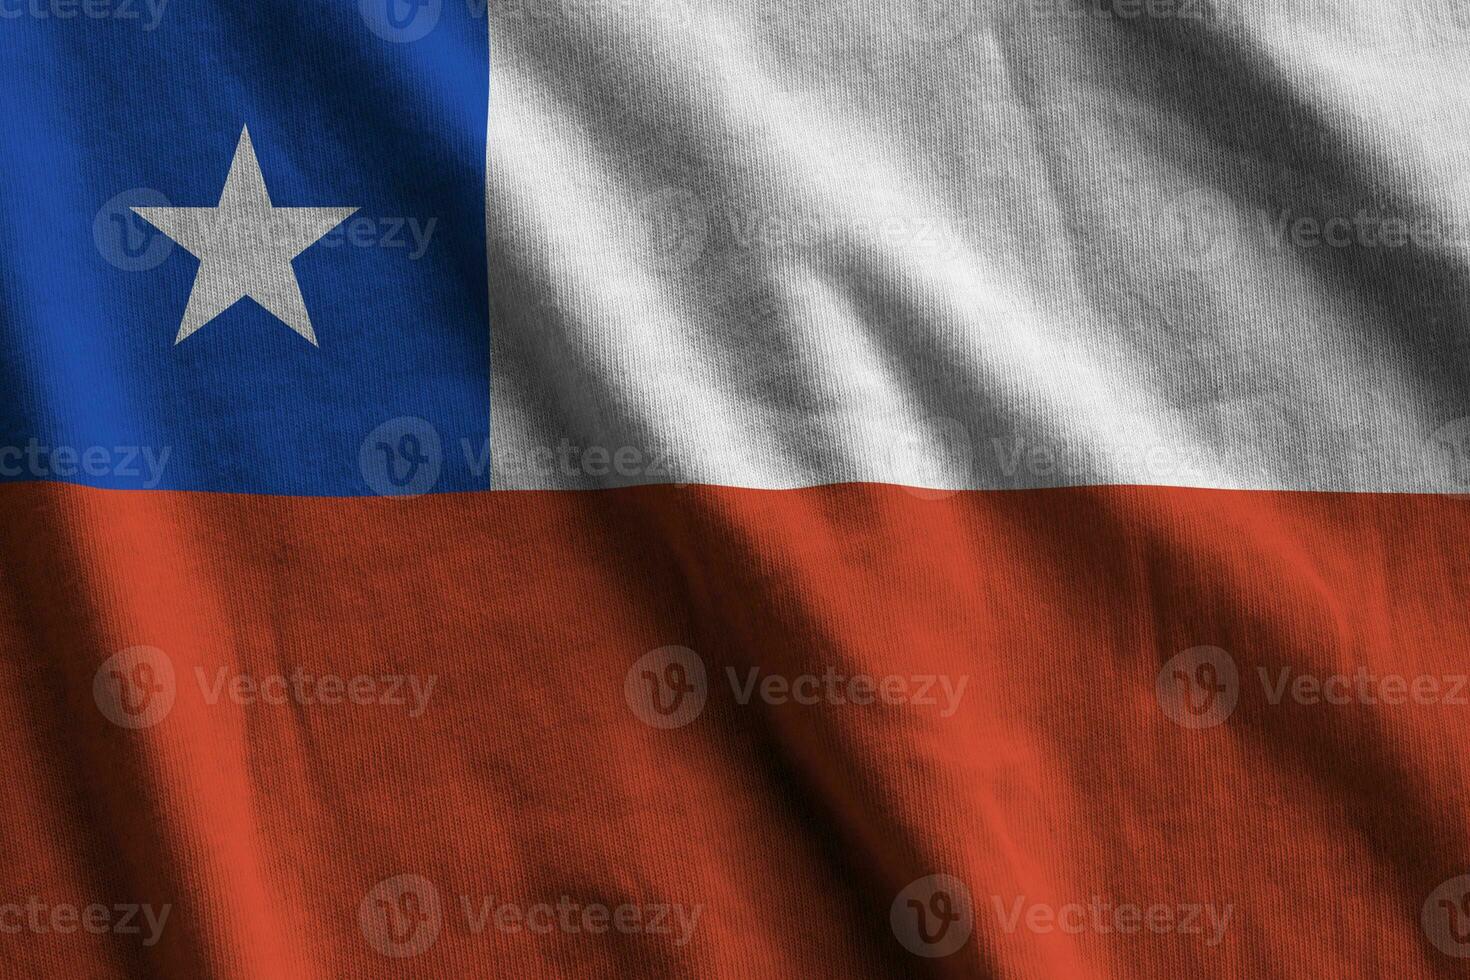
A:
[3,1,1470,978]
[489,0,1470,493]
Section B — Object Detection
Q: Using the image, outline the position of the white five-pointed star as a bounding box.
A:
[133,126,358,346]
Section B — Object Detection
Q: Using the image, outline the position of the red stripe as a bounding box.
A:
[1,482,1466,977]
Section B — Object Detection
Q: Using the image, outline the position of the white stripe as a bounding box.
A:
[488,2,1470,492]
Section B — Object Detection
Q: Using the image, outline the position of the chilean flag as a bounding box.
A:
[2,0,1469,976]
